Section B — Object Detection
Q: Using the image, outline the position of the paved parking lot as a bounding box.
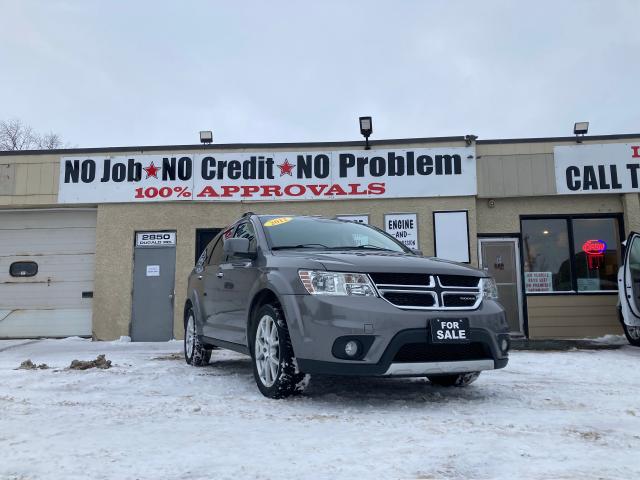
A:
[1,337,639,480]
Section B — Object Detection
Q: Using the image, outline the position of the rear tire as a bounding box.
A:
[251,303,308,399]
[184,308,212,366]
[622,322,640,347]
[428,372,480,387]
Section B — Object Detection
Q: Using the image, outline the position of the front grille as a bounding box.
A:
[372,273,482,310]
[382,292,436,307]
[438,275,481,288]
[393,342,490,363]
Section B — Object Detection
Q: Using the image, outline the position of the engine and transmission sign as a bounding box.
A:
[58,147,476,203]
[384,213,419,249]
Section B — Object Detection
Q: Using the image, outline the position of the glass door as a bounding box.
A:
[479,237,525,336]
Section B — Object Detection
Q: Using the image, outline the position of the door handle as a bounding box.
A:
[217,272,224,278]
[197,275,203,280]
[169,291,175,302]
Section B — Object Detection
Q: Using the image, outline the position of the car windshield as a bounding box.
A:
[260,216,410,253]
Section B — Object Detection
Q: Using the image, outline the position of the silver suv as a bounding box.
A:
[184,214,509,398]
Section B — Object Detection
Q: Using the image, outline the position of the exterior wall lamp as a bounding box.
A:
[359,116,372,150]
[574,122,589,143]
[200,131,213,144]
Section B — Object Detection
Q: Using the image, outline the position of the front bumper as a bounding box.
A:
[295,327,509,376]
[280,294,510,377]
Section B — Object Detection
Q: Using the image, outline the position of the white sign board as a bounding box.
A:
[433,211,470,262]
[336,214,369,224]
[525,271,553,292]
[146,265,160,277]
[385,213,418,249]
[555,143,640,194]
[58,147,476,203]
[136,232,176,247]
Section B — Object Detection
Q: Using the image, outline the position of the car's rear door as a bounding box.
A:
[219,220,259,346]
[201,234,227,338]
[620,232,640,326]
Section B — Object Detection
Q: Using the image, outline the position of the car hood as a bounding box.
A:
[272,250,485,276]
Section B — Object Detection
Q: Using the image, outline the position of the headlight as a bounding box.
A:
[481,277,498,300]
[298,270,377,297]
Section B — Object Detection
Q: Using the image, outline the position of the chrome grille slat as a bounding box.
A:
[372,273,482,310]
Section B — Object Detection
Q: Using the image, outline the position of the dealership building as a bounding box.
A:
[1,132,639,341]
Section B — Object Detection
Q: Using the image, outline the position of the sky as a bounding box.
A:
[0,0,638,148]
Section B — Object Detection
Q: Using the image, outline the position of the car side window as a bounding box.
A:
[195,248,208,272]
[207,237,225,266]
[234,221,257,251]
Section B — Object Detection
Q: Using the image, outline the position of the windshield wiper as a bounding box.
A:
[271,243,330,250]
[331,244,394,251]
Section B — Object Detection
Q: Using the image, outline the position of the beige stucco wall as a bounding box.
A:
[476,194,624,234]
[92,196,476,340]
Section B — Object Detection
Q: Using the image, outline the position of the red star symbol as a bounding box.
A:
[277,159,295,176]
[143,162,160,178]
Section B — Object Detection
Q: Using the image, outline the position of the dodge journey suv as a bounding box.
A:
[184,214,509,398]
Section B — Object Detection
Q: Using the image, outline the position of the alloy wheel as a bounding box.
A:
[255,314,280,387]
[186,314,195,359]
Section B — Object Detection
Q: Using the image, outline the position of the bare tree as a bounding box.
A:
[0,118,66,150]
[34,132,64,150]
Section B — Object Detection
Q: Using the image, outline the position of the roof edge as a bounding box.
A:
[0,136,466,156]
[1,133,639,156]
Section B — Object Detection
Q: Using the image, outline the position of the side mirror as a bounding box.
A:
[411,249,423,256]
[224,238,255,258]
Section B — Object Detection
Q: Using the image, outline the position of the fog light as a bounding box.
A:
[344,340,359,357]
[500,338,509,352]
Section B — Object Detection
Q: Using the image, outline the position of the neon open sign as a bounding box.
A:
[582,239,607,255]
[582,239,607,269]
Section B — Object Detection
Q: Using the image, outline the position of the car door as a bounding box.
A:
[219,221,259,346]
[201,234,227,339]
[619,232,640,326]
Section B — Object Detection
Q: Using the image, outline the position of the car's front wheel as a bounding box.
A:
[184,308,212,366]
[622,322,640,347]
[251,304,308,399]
[428,372,480,387]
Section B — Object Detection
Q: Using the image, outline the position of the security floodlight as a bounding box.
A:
[200,131,213,144]
[359,116,372,150]
[574,122,589,135]
[574,122,589,143]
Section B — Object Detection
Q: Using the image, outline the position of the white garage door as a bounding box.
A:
[0,210,96,338]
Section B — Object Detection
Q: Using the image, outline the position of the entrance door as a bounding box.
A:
[478,237,524,335]
[619,231,640,327]
[131,232,176,341]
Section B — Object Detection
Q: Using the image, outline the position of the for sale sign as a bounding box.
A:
[384,213,419,249]
[57,146,476,203]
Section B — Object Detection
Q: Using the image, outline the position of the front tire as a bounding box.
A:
[622,322,640,347]
[428,372,480,387]
[251,304,308,399]
[184,308,211,366]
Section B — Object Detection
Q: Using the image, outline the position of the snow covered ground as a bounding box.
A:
[1,338,639,480]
